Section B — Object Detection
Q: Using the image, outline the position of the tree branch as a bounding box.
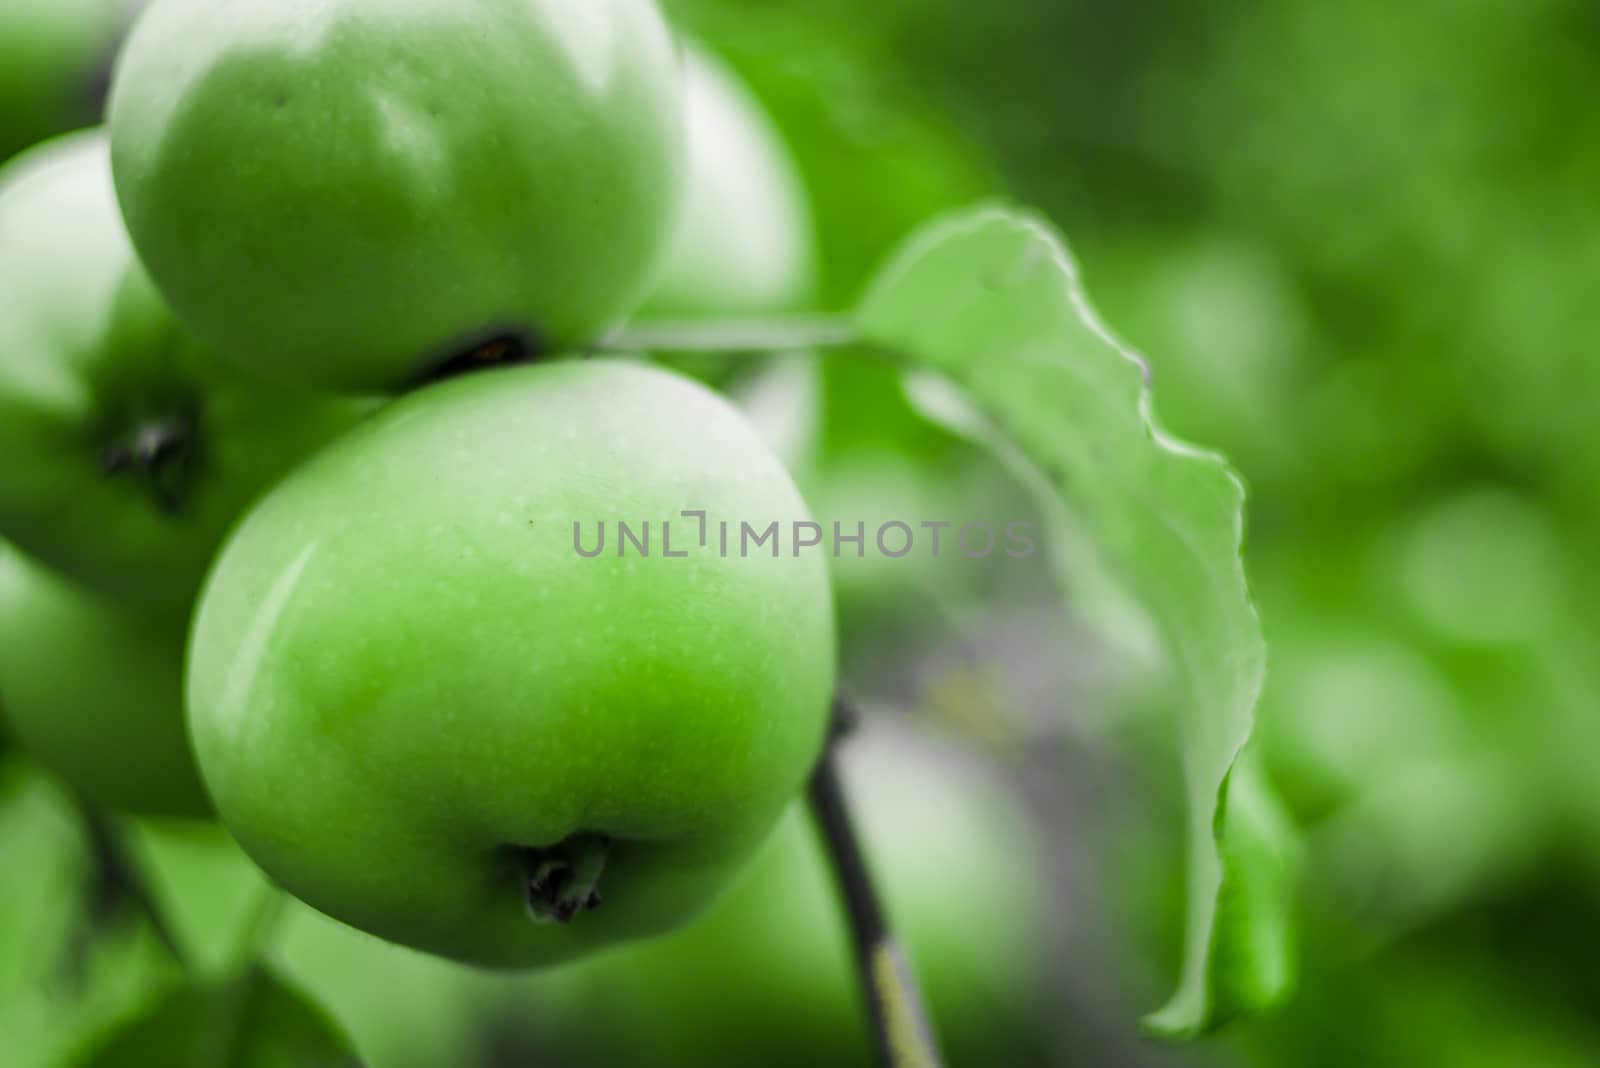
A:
[808,698,945,1068]
[595,315,861,356]
[73,798,189,973]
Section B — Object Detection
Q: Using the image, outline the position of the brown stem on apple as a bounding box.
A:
[808,696,946,1068]
[521,833,611,925]
[100,412,199,515]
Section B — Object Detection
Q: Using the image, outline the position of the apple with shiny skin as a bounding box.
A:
[109,0,686,393]
[188,360,837,967]
[0,130,366,609]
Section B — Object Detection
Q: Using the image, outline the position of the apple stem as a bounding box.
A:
[596,315,861,356]
[71,797,190,976]
[808,697,946,1068]
[521,833,611,925]
[100,413,199,515]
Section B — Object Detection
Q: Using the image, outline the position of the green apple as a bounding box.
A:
[0,543,208,818]
[109,0,686,393]
[188,360,837,967]
[638,42,816,320]
[0,129,366,608]
[485,722,1054,1067]
[0,0,128,163]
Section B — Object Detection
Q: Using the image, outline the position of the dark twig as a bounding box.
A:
[73,798,189,973]
[808,696,944,1068]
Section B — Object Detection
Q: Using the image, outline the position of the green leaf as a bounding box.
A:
[0,762,180,1068]
[855,204,1297,1036]
[73,965,361,1068]
[1206,747,1299,1021]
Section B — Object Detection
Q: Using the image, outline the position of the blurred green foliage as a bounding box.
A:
[665,0,1600,1063]
[0,763,181,1067]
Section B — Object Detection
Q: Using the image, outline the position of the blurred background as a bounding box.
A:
[4,0,1600,1065]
